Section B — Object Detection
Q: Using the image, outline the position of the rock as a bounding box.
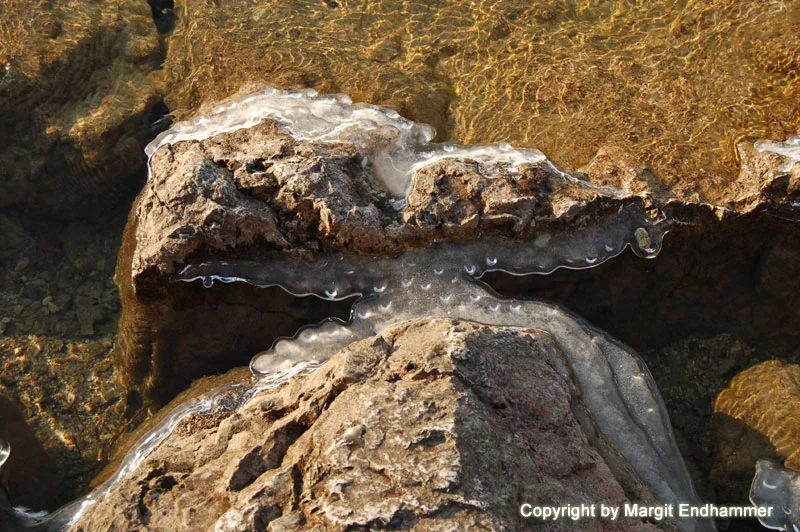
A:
[0,0,163,218]
[162,0,800,204]
[75,295,104,336]
[70,319,674,531]
[116,108,800,415]
[117,119,665,409]
[711,361,800,503]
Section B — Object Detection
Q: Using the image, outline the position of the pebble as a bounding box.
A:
[14,257,30,272]
[42,295,62,314]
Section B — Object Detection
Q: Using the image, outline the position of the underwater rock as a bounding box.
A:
[0,335,127,506]
[712,361,800,504]
[0,0,163,218]
[69,319,677,531]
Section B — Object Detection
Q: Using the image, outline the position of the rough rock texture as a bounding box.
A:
[118,120,667,408]
[162,0,800,203]
[71,319,673,531]
[0,0,163,217]
[711,361,800,503]
[116,119,800,413]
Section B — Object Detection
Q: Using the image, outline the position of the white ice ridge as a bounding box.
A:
[750,459,800,531]
[755,135,800,173]
[20,362,323,530]
[0,438,9,471]
[145,87,621,198]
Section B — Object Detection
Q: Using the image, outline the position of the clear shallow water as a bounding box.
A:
[165,0,800,202]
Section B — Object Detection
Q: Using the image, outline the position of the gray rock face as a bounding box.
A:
[70,319,674,531]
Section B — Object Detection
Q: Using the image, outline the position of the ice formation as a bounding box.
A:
[0,438,8,471]
[146,87,618,198]
[177,219,720,532]
[750,460,800,531]
[755,135,800,173]
[26,88,720,531]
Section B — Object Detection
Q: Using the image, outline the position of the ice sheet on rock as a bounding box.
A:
[755,135,800,173]
[178,201,665,302]
[241,266,714,532]
[145,87,619,197]
[180,217,712,531]
[750,459,800,531]
[47,88,716,532]
[20,362,321,530]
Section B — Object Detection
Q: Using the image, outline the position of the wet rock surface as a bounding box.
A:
[0,0,163,217]
[70,318,673,532]
[119,119,664,408]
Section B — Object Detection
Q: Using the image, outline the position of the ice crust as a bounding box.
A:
[145,87,614,198]
[179,216,719,532]
[755,135,800,173]
[750,460,800,531]
[23,363,323,530]
[32,88,718,531]
[0,438,8,471]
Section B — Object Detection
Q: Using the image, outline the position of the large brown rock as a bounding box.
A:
[115,113,800,414]
[0,0,163,217]
[117,119,668,409]
[70,318,674,531]
[163,0,800,204]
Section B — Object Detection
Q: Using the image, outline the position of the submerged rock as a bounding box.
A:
[712,361,800,503]
[0,0,163,217]
[70,319,675,531]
